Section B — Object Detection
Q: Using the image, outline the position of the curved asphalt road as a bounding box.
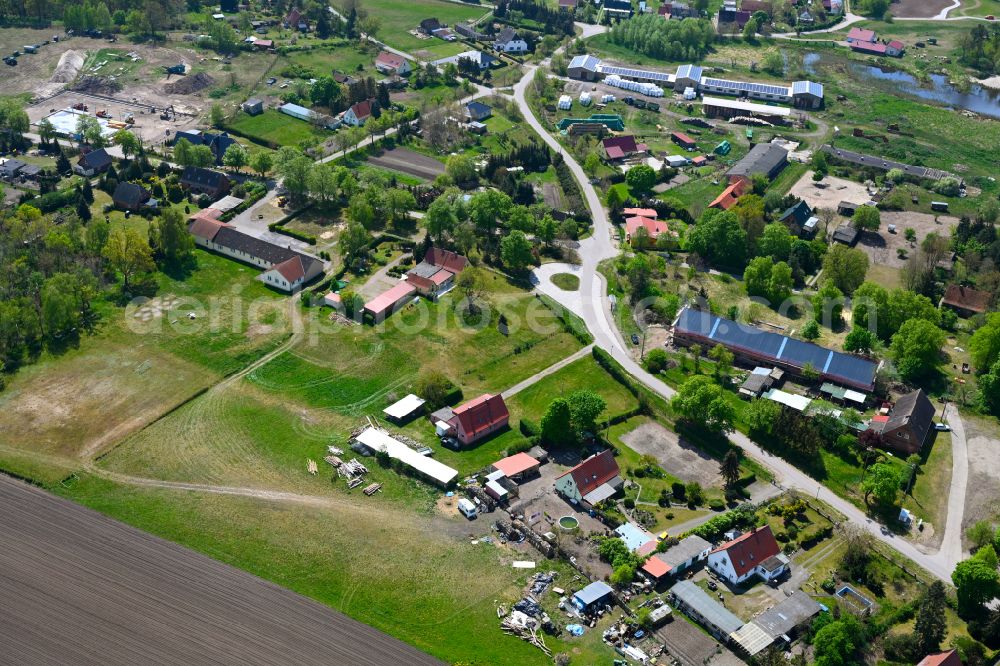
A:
[0,474,443,666]
[512,65,966,582]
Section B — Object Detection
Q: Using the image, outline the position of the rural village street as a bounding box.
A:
[512,65,969,583]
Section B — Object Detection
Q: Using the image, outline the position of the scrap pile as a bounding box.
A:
[498,604,552,657]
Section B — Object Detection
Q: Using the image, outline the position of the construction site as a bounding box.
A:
[27,90,200,146]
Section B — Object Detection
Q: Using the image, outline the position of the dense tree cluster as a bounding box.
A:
[607,14,716,61]
[959,23,1000,75]
[494,0,574,36]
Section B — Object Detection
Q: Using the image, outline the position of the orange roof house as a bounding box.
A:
[448,393,510,446]
[708,177,750,210]
[624,216,670,245]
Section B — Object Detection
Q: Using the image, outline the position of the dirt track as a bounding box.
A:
[0,474,443,666]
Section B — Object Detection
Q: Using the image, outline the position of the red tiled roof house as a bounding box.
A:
[406,248,467,299]
[706,525,788,585]
[343,99,375,127]
[602,135,647,161]
[554,450,623,506]
[708,176,750,210]
[917,650,961,666]
[446,393,510,446]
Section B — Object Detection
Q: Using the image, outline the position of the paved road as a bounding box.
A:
[0,474,443,666]
[512,65,965,582]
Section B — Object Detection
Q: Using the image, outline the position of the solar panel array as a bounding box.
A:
[701,77,791,97]
[598,64,672,82]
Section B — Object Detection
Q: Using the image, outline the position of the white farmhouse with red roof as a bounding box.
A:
[706,525,788,585]
[554,450,623,506]
[374,51,412,76]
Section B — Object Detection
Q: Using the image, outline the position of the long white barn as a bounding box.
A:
[567,55,823,109]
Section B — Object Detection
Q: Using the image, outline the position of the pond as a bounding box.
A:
[803,52,1000,119]
[558,515,580,530]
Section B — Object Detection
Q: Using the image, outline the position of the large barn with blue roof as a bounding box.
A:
[671,306,878,391]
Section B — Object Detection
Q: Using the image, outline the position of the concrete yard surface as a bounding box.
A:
[788,171,871,214]
[0,474,443,666]
[619,421,723,487]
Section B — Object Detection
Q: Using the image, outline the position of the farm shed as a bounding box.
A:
[572,581,614,611]
[383,394,426,424]
[491,452,540,482]
[353,427,458,487]
[750,590,823,639]
[669,580,743,640]
[363,281,417,322]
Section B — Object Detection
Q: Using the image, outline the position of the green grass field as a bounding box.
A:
[280,40,376,78]
[228,109,332,147]
[58,474,561,666]
[0,250,289,483]
[332,0,491,58]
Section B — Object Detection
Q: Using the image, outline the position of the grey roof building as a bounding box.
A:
[670,580,743,639]
[572,581,614,610]
[752,591,823,638]
[726,143,789,180]
[568,54,602,81]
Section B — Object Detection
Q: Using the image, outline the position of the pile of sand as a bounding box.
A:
[72,75,123,95]
[163,72,215,95]
[50,49,85,83]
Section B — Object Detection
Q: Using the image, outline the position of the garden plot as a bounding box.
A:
[618,421,723,487]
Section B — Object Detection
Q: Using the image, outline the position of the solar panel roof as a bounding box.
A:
[673,307,877,389]
[598,64,672,82]
[701,77,791,96]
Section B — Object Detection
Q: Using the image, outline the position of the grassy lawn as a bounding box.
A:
[58,474,563,666]
[901,431,952,531]
[331,0,491,57]
[0,250,290,483]
[510,355,639,422]
[551,272,580,290]
[227,109,332,147]
[280,40,376,78]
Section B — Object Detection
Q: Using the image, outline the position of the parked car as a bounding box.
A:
[707,580,718,591]
[631,333,640,345]
[266,77,277,85]
[935,423,951,431]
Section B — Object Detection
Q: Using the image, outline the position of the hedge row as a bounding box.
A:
[268,222,317,245]
[688,504,757,541]
[536,294,593,345]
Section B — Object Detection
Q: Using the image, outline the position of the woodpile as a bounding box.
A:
[500,614,551,657]
[363,483,382,496]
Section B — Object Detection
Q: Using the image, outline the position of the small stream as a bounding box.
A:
[803,52,1000,119]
